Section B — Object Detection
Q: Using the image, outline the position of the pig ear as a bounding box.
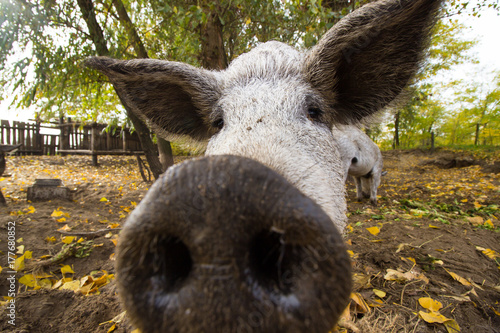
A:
[85,57,222,140]
[304,0,442,124]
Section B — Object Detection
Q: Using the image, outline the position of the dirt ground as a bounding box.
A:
[0,149,498,333]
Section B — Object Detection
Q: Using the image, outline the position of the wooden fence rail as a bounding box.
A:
[0,119,144,164]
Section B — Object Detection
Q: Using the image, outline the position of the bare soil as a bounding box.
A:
[0,149,498,333]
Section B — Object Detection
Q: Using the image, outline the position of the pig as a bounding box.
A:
[86,0,443,331]
[334,125,384,205]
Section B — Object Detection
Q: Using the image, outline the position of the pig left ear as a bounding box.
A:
[304,0,443,124]
[85,57,222,141]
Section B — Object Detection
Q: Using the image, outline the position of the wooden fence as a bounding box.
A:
[0,119,143,162]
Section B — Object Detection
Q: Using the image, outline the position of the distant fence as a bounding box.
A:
[0,119,143,159]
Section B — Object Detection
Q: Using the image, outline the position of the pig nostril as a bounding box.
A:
[248,230,302,295]
[148,236,192,293]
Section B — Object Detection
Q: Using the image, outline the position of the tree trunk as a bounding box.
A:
[158,137,174,170]
[393,111,400,149]
[200,12,228,70]
[474,123,480,146]
[430,131,435,153]
[112,0,148,58]
[77,0,164,179]
[112,0,173,172]
[126,110,164,178]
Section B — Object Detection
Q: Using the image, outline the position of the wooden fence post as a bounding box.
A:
[91,123,98,166]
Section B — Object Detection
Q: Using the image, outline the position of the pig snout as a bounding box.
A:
[116,155,351,333]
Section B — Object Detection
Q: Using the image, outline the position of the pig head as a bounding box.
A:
[86,0,443,331]
[334,125,384,205]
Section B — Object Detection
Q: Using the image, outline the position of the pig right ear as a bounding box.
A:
[85,57,222,141]
[304,0,442,124]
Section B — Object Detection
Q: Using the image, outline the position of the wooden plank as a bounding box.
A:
[25,122,32,152]
[16,121,25,151]
[57,149,144,155]
[1,119,142,156]
[107,130,112,150]
[0,120,9,144]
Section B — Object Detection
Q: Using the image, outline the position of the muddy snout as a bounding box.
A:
[116,155,351,333]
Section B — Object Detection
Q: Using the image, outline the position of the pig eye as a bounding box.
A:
[212,118,224,130]
[307,107,323,121]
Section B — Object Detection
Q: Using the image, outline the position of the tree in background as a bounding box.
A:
[442,74,500,146]
[1,0,499,168]
[0,0,355,178]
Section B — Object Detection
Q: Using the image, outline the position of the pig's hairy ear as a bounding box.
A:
[304,0,443,124]
[85,57,221,141]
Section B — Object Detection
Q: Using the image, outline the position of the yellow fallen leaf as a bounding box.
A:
[402,257,416,266]
[419,310,449,324]
[24,251,32,259]
[350,292,370,314]
[445,269,471,286]
[366,226,380,235]
[352,273,371,289]
[109,223,120,229]
[61,265,75,275]
[38,278,53,289]
[442,294,471,302]
[419,297,443,312]
[429,224,440,229]
[57,217,67,223]
[14,254,25,271]
[484,219,494,228]
[19,274,36,287]
[444,318,461,332]
[94,274,110,288]
[369,298,384,307]
[100,197,109,202]
[52,279,63,289]
[461,199,468,203]
[384,268,429,284]
[338,302,351,324]
[16,245,25,254]
[490,306,500,317]
[76,283,95,296]
[35,272,53,279]
[111,238,118,246]
[46,236,57,243]
[0,266,2,274]
[62,236,75,244]
[346,224,354,233]
[474,202,482,209]
[17,237,23,243]
[476,247,500,260]
[60,280,80,291]
[57,225,72,232]
[51,209,64,217]
[373,289,386,298]
[52,209,70,218]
